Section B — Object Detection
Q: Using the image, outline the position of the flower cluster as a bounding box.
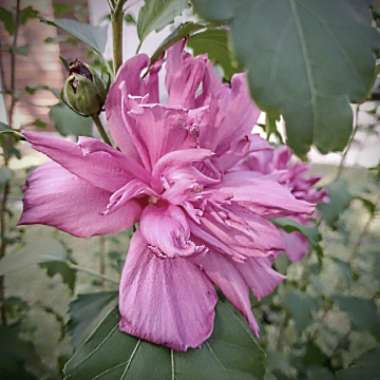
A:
[19,41,326,351]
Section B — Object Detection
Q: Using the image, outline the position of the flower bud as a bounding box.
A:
[63,59,107,117]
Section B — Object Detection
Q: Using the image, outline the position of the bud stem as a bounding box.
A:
[92,114,113,146]
[111,0,127,74]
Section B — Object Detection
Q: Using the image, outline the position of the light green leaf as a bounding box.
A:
[40,261,77,293]
[192,0,379,155]
[333,295,380,337]
[137,0,189,42]
[318,179,352,228]
[188,28,241,80]
[150,21,205,64]
[0,167,12,187]
[0,237,67,276]
[45,18,107,54]
[49,102,92,137]
[64,299,266,379]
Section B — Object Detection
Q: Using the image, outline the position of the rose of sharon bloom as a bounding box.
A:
[19,41,320,351]
[240,136,328,261]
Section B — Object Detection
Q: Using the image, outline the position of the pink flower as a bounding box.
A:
[19,41,317,351]
[240,136,328,261]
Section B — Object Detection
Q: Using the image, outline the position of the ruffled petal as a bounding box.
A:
[24,131,149,192]
[105,54,160,157]
[218,172,315,215]
[236,257,285,300]
[192,251,260,336]
[140,204,206,257]
[119,231,217,351]
[18,162,141,237]
[165,40,208,108]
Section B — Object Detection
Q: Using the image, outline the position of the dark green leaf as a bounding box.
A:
[49,102,92,137]
[137,0,188,43]
[193,0,379,155]
[188,28,240,80]
[64,299,266,379]
[44,18,107,54]
[67,292,117,349]
[333,295,380,337]
[0,325,39,379]
[283,290,318,332]
[318,179,352,228]
[336,348,380,380]
[150,22,205,64]
[20,6,39,24]
[40,261,77,292]
[0,237,68,276]
[0,6,15,34]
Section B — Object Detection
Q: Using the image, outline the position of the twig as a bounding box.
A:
[0,0,21,327]
[335,105,360,181]
[91,114,112,145]
[67,262,118,285]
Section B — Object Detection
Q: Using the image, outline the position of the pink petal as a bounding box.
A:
[105,54,159,157]
[165,41,208,108]
[123,104,193,169]
[18,162,141,237]
[140,204,206,257]
[282,230,310,262]
[103,179,158,215]
[219,172,315,215]
[192,251,260,336]
[24,131,149,192]
[236,257,285,300]
[119,231,217,351]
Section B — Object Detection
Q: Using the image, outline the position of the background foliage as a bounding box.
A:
[0,0,379,379]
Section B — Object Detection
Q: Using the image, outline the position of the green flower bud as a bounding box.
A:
[63,59,107,117]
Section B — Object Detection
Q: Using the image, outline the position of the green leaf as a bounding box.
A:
[0,6,15,34]
[67,292,118,349]
[192,0,379,156]
[354,195,376,215]
[283,290,318,332]
[0,237,67,276]
[137,0,189,43]
[318,179,352,228]
[40,261,77,292]
[336,347,380,380]
[49,102,92,137]
[64,299,266,379]
[188,28,240,80]
[44,18,107,54]
[150,21,205,64]
[0,324,39,379]
[333,295,380,337]
[20,6,39,24]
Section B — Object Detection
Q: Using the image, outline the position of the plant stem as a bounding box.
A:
[0,0,21,327]
[91,114,112,145]
[111,0,127,74]
[67,262,118,285]
[99,236,107,288]
[335,105,360,181]
[8,0,21,129]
